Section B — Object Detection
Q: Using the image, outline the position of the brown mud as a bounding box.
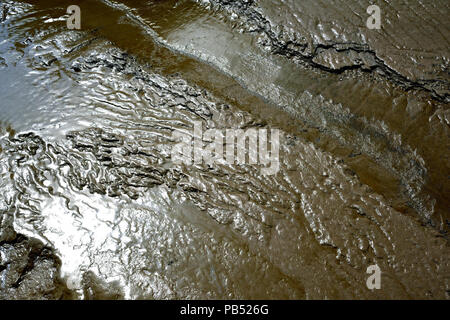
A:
[0,0,449,299]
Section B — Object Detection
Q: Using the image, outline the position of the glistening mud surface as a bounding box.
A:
[0,0,449,299]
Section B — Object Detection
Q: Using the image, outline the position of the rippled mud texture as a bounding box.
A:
[102,0,450,231]
[196,0,450,101]
[0,0,449,299]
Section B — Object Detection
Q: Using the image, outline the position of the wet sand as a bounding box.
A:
[0,0,449,299]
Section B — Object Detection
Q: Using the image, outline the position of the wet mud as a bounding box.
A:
[0,0,449,299]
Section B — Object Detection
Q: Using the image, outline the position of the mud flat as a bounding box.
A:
[0,0,449,299]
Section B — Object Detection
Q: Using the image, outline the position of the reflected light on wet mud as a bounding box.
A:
[0,0,449,300]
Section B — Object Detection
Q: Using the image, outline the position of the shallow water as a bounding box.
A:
[0,0,449,299]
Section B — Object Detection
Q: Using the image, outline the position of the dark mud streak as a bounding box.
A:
[198,0,449,103]
[0,234,74,299]
[1,5,9,22]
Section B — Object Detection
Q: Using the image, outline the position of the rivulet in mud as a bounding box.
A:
[0,0,448,299]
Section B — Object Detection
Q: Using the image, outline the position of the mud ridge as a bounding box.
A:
[196,0,450,103]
